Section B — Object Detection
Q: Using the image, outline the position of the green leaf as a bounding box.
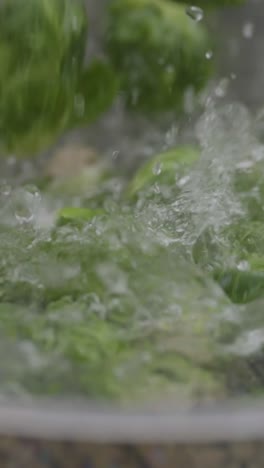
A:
[128,145,199,196]
[214,269,264,304]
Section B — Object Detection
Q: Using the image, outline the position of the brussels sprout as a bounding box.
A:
[233,159,264,222]
[69,60,120,127]
[0,0,118,157]
[128,145,199,196]
[214,269,264,304]
[193,222,264,304]
[106,0,212,113]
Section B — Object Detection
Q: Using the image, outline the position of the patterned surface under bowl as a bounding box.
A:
[1,438,264,468]
[0,402,264,467]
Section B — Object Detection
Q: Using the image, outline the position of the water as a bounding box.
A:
[205,50,213,60]
[1,97,264,403]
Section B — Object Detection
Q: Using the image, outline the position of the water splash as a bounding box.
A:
[1,99,264,401]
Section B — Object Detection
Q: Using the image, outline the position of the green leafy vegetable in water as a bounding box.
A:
[0,0,118,157]
[0,137,264,402]
[193,221,264,304]
[105,0,212,113]
[57,207,104,226]
[0,182,237,401]
[0,0,258,404]
[128,145,199,197]
[191,146,264,305]
[233,159,264,222]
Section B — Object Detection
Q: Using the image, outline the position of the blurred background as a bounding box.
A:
[218,0,264,109]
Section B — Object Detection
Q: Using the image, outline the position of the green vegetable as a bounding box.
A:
[57,207,104,226]
[128,145,199,196]
[193,222,264,304]
[214,270,264,304]
[0,185,235,401]
[70,60,120,127]
[0,0,256,402]
[106,0,212,113]
[233,160,264,222]
[0,0,118,156]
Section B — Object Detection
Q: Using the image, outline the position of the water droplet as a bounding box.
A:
[186,6,204,22]
[242,22,254,39]
[153,162,162,176]
[214,78,229,98]
[205,50,213,60]
[15,209,33,224]
[177,175,190,188]
[23,185,41,199]
[7,187,47,228]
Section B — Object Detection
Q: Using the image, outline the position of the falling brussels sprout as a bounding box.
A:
[0,0,118,157]
[106,0,213,113]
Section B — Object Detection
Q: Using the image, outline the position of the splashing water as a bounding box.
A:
[1,101,264,402]
[138,102,264,249]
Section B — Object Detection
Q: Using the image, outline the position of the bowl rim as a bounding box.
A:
[1,399,264,443]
